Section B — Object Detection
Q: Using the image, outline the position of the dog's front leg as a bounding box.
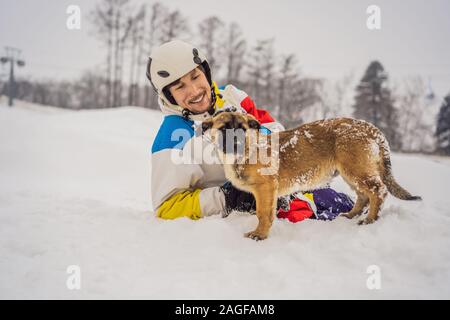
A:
[244,184,277,241]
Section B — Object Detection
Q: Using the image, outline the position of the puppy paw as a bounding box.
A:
[341,213,355,219]
[358,217,377,225]
[244,230,268,241]
[341,211,362,219]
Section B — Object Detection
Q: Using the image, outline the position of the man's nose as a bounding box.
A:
[188,82,202,95]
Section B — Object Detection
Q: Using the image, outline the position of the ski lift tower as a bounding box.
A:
[0,46,25,107]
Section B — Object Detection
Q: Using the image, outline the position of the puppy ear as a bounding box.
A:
[202,120,213,134]
[248,118,261,130]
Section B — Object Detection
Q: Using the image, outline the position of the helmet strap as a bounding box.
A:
[208,86,218,115]
[181,108,191,120]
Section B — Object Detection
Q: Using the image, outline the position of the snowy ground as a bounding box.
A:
[1,97,450,299]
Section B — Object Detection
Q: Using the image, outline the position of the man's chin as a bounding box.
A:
[190,104,211,114]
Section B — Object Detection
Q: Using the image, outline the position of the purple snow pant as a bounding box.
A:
[310,188,354,221]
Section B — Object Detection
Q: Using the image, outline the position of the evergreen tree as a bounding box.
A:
[436,94,450,155]
[353,61,401,150]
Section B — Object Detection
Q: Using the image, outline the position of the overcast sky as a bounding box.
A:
[1,0,449,96]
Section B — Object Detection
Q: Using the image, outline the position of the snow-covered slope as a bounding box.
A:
[1,98,449,299]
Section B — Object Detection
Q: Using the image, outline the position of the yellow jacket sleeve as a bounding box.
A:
[157,189,202,220]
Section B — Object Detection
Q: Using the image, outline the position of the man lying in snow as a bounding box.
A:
[147,40,354,223]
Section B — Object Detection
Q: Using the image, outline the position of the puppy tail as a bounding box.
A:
[379,138,422,201]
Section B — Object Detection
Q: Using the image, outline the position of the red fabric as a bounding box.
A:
[277,198,314,223]
[240,96,275,124]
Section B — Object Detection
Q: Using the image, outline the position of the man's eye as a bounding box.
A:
[176,84,184,90]
[193,75,199,80]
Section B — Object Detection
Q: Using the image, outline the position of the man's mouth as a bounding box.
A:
[188,92,205,105]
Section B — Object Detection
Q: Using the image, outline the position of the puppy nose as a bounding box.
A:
[232,116,240,129]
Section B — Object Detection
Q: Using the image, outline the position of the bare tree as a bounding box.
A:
[91,0,133,107]
[32,80,52,106]
[198,16,224,75]
[275,55,324,128]
[74,71,107,109]
[128,5,146,106]
[143,2,169,109]
[114,4,134,107]
[276,54,298,119]
[91,0,114,107]
[246,40,267,105]
[223,22,246,86]
[261,39,276,108]
[54,81,74,109]
[159,10,190,43]
[283,78,322,128]
[13,79,33,101]
[316,73,354,119]
[245,39,277,109]
[396,76,435,152]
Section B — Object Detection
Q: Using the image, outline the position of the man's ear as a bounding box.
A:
[202,120,213,134]
[248,118,261,130]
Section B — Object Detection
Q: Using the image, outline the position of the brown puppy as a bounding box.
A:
[202,112,421,241]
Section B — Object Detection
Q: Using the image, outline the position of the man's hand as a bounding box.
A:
[220,182,256,217]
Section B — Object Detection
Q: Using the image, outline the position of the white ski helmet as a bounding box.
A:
[146,40,214,118]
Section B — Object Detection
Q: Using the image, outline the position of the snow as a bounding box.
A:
[303,130,313,140]
[280,133,299,152]
[1,97,450,299]
[369,140,380,157]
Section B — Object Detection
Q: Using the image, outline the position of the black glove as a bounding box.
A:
[220,181,256,217]
[277,195,292,212]
[220,182,294,217]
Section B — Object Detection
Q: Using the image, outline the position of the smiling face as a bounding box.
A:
[168,67,212,113]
